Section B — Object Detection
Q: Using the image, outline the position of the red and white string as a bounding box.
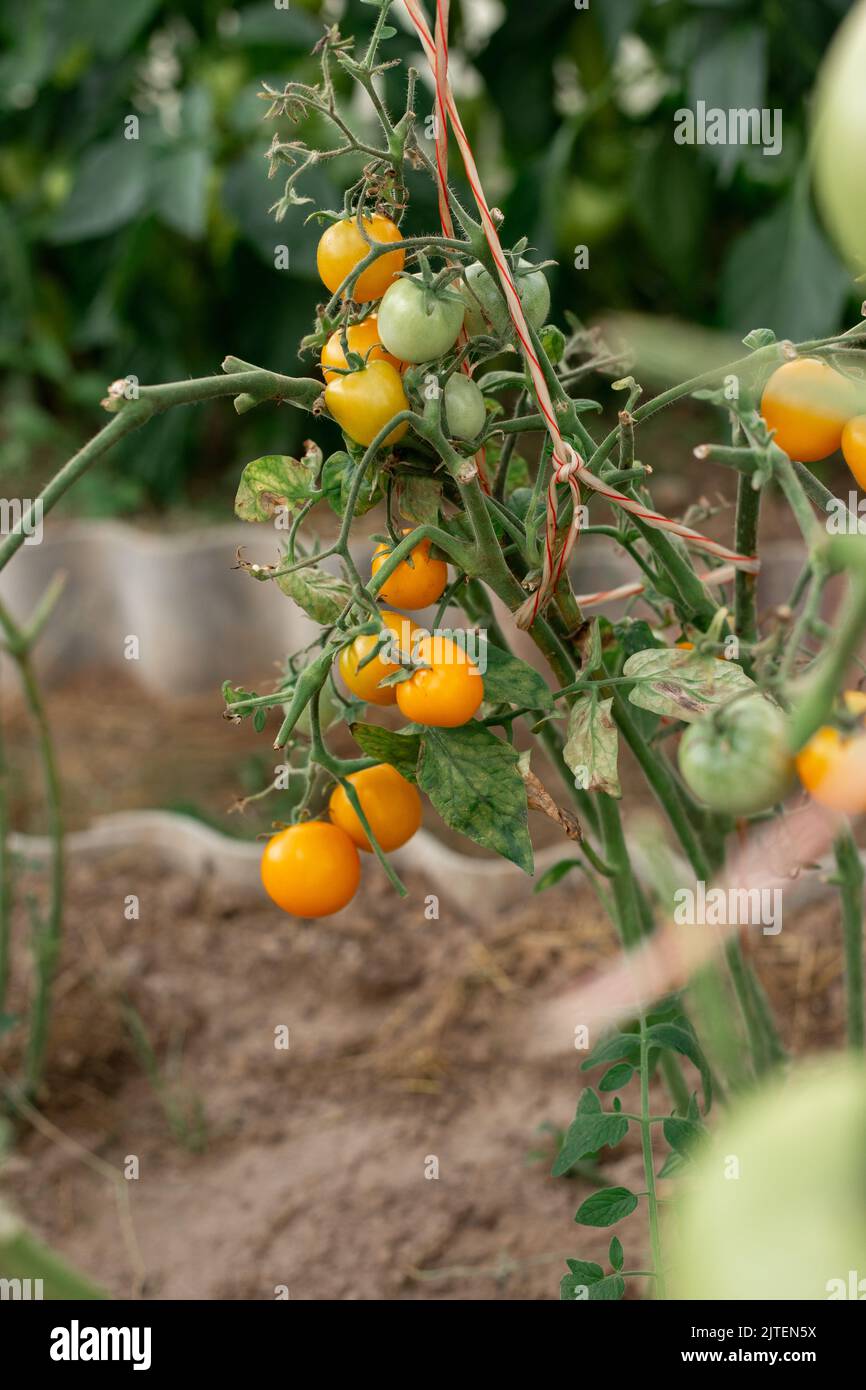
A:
[400,0,759,625]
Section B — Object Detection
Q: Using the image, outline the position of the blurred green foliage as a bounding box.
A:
[0,0,857,514]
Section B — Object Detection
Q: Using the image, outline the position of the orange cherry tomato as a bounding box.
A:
[329,763,422,852]
[760,357,855,463]
[371,530,448,610]
[395,633,483,727]
[260,821,360,917]
[796,690,866,814]
[324,360,408,447]
[842,415,866,489]
[337,611,419,706]
[320,314,402,384]
[316,215,405,303]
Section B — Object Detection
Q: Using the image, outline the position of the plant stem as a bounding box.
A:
[640,1015,666,1299]
[17,650,64,1098]
[734,474,761,644]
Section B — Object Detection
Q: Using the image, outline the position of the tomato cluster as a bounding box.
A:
[261,526,485,917]
[315,215,490,450]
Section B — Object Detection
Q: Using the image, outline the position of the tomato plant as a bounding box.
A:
[6,0,866,1306]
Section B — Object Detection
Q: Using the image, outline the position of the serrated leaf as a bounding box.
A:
[743,328,777,349]
[450,633,554,710]
[561,1270,625,1301]
[622,648,755,723]
[350,723,421,782]
[663,1115,708,1157]
[322,451,382,517]
[552,1104,629,1177]
[397,475,442,526]
[476,369,530,393]
[235,453,318,522]
[276,565,352,624]
[581,1031,642,1071]
[565,1258,604,1281]
[609,1236,624,1271]
[533,859,580,893]
[646,1022,713,1112]
[417,723,533,873]
[658,1150,687,1179]
[563,696,620,797]
[598,1063,634,1092]
[575,1186,638,1228]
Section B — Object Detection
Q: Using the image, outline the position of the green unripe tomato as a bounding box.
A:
[377,275,464,363]
[444,373,486,441]
[677,694,795,817]
[460,258,551,341]
[668,1059,866,1300]
[815,1,866,271]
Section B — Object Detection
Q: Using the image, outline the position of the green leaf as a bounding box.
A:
[235,453,318,522]
[152,145,210,239]
[320,451,382,517]
[476,369,529,393]
[663,1115,708,1157]
[397,476,442,526]
[646,1022,713,1112]
[609,1236,624,1271]
[622,647,755,723]
[452,634,553,710]
[581,1031,642,1072]
[49,138,151,243]
[720,189,851,342]
[417,723,534,873]
[563,695,620,797]
[575,1186,638,1228]
[658,1150,687,1179]
[598,1063,634,1092]
[533,859,580,893]
[540,324,566,364]
[565,1258,604,1281]
[350,723,421,782]
[276,565,352,624]
[561,1269,625,1301]
[552,1102,629,1177]
[743,328,777,350]
[687,24,767,181]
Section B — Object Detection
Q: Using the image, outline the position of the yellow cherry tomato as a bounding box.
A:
[796,689,866,813]
[842,415,866,489]
[329,763,422,853]
[337,611,419,706]
[324,360,409,447]
[260,821,360,918]
[395,634,483,727]
[760,357,855,463]
[371,530,448,610]
[316,215,405,302]
[320,313,402,384]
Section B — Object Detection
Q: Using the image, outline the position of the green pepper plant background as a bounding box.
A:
[0,0,857,516]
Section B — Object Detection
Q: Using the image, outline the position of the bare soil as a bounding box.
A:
[2,838,845,1302]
